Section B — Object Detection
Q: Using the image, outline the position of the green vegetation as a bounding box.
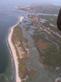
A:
[25,26,30,31]
[33,29,49,43]
[40,15,57,25]
[12,25,38,81]
[43,44,59,67]
[12,26,23,42]
[33,28,61,68]
[12,25,28,80]
[19,60,27,78]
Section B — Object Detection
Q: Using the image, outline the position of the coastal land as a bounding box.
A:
[8,17,24,82]
[8,24,21,82]
[8,6,61,82]
[8,16,29,82]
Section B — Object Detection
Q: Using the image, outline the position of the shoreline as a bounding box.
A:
[8,24,21,82]
[8,16,24,82]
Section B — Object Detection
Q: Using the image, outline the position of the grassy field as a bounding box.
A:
[33,27,61,68]
[12,25,38,81]
[12,25,28,80]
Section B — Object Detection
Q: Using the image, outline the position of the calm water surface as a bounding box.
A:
[0,1,27,82]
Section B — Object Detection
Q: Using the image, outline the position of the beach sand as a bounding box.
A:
[8,16,24,82]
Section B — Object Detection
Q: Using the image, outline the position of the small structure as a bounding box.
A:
[19,16,24,22]
[55,77,61,82]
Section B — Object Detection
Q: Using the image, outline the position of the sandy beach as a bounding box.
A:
[8,16,24,82]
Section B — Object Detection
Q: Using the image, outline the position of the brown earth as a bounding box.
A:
[36,39,48,49]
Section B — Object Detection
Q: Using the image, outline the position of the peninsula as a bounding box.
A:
[8,16,24,82]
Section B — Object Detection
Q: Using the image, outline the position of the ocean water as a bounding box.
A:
[0,1,27,82]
